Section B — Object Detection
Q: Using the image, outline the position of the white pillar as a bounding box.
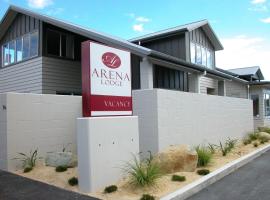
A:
[218,80,226,96]
[188,73,201,93]
[140,58,153,89]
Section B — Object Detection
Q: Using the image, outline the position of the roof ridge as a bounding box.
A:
[228,66,260,70]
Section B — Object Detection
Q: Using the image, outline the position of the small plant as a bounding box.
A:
[23,167,33,173]
[258,127,270,134]
[218,141,230,156]
[248,132,259,141]
[243,138,252,145]
[140,194,155,200]
[195,145,212,167]
[104,185,118,193]
[253,142,259,147]
[14,149,38,172]
[197,169,210,176]
[226,138,238,150]
[68,177,78,186]
[208,143,216,154]
[258,135,269,144]
[171,175,186,182]
[55,165,67,172]
[124,152,162,187]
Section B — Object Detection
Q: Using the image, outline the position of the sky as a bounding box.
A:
[0,0,270,79]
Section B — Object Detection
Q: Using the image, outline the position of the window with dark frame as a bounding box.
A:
[190,41,214,68]
[46,29,74,59]
[154,65,189,92]
[264,93,270,117]
[251,94,259,117]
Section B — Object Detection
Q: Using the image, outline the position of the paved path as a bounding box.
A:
[0,170,99,200]
[187,150,270,200]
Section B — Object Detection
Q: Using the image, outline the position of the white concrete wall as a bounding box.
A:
[133,89,254,154]
[0,92,82,171]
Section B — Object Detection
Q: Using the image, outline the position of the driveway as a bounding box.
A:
[187,150,270,200]
[0,170,100,200]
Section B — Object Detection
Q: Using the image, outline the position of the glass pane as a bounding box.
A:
[3,43,9,66]
[9,41,15,64]
[30,31,38,57]
[206,49,213,68]
[190,42,196,63]
[47,30,60,56]
[16,38,23,62]
[202,47,207,66]
[23,34,30,60]
[196,44,202,65]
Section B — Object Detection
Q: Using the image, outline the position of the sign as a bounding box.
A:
[81,41,132,117]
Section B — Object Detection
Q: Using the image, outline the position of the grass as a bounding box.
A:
[258,127,270,134]
[104,185,118,193]
[242,138,252,145]
[195,145,212,167]
[171,175,186,182]
[55,165,68,172]
[247,132,260,141]
[218,138,237,156]
[197,169,210,176]
[14,149,38,173]
[208,143,216,154]
[124,152,162,187]
[140,194,155,200]
[68,177,78,186]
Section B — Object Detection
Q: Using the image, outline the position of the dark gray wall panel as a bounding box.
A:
[189,28,214,50]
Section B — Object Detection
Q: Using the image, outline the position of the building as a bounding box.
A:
[0,5,266,170]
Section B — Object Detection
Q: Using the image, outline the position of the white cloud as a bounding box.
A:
[216,35,270,80]
[261,17,270,23]
[135,16,151,22]
[133,24,144,32]
[46,7,64,15]
[251,0,266,4]
[27,0,53,9]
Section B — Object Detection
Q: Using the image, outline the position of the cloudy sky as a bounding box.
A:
[0,0,270,79]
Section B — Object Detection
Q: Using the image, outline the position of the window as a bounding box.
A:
[251,95,259,117]
[190,42,196,63]
[202,47,207,66]
[206,49,213,68]
[190,42,214,68]
[1,31,39,67]
[195,44,202,65]
[46,29,74,59]
[154,65,189,92]
[264,93,270,117]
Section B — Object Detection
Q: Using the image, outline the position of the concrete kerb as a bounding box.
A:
[160,144,270,200]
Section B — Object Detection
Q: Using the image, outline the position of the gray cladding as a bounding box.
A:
[0,57,42,93]
[142,33,186,60]
[189,27,215,50]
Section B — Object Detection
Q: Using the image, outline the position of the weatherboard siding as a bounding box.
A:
[200,76,218,94]
[0,57,42,93]
[226,80,248,99]
[42,57,82,94]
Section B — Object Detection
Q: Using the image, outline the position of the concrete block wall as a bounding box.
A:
[0,93,82,171]
[133,89,254,154]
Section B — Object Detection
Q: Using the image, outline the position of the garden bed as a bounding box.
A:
[13,138,270,200]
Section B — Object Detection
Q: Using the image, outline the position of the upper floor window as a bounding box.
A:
[2,31,39,67]
[190,42,214,68]
[46,29,74,59]
[264,93,270,117]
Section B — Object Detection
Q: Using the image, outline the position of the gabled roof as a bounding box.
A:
[227,66,264,80]
[129,20,224,51]
[0,5,151,56]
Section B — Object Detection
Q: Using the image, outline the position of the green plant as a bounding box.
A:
[140,194,155,200]
[248,132,259,141]
[218,141,230,156]
[195,146,212,167]
[258,135,269,144]
[55,165,67,172]
[226,138,238,150]
[208,143,216,154]
[124,152,162,187]
[104,185,118,193]
[258,127,270,134]
[14,149,38,172]
[253,142,259,147]
[243,138,252,145]
[68,177,78,186]
[23,167,33,173]
[171,175,186,182]
[197,169,210,176]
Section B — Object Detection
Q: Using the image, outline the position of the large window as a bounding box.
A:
[2,31,39,67]
[190,42,214,68]
[264,93,270,117]
[46,29,74,59]
[154,65,188,92]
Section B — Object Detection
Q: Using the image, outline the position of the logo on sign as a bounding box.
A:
[102,52,121,69]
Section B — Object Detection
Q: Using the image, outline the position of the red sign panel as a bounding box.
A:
[81,41,132,117]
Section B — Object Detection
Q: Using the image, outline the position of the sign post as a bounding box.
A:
[81,41,132,117]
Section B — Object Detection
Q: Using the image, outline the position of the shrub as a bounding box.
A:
[55,165,67,172]
[140,194,155,200]
[195,146,212,167]
[104,185,118,193]
[197,169,210,176]
[218,138,237,156]
[23,167,33,173]
[208,143,216,154]
[226,138,238,150]
[248,132,259,141]
[258,127,270,134]
[68,177,78,186]
[14,149,38,171]
[124,152,162,187]
[253,142,259,147]
[258,135,269,144]
[171,175,186,182]
[243,138,252,145]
